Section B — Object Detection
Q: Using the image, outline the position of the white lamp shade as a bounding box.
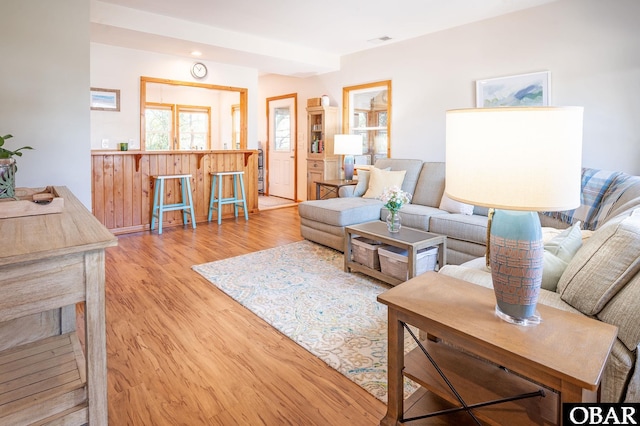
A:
[334,134,363,156]
[445,107,583,212]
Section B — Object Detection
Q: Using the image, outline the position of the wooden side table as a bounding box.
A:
[0,186,117,425]
[377,272,618,426]
[315,179,357,200]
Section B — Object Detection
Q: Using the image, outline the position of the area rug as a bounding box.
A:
[192,240,418,403]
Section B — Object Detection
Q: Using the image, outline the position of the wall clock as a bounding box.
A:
[190,62,207,79]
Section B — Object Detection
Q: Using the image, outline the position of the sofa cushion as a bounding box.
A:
[363,167,407,199]
[558,208,640,315]
[598,273,640,352]
[430,214,488,246]
[439,194,474,215]
[381,204,448,231]
[298,197,382,227]
[412,162,445,207]
[373,159,424,196]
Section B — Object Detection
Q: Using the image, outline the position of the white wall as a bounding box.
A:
[90,43,259,151]
[0,0,91,206]
[260,0,640,201]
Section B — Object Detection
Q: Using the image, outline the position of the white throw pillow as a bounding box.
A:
[541,222,583,291]
[353,167,390,197]
[439,194,474,215]
[362,167,407,199]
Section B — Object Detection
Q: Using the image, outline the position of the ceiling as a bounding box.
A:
[91,0,557,77]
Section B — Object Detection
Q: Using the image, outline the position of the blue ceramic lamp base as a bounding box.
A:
[489,209,545,327]
[343,155,355,181]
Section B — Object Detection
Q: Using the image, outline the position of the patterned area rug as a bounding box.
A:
[192,240,418,403]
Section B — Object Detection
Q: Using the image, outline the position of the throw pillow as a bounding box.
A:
[353,170,370,197]
[557,208,640,315]
[544,221,583,262]
[362,167,407,199]
[353,167,390,197]
[439,194,474,215]
[541,222,583,291]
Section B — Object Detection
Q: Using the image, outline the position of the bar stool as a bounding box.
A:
[208,171,248,225]
[151,174,196,234]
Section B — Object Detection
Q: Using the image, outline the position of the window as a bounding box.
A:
[343,80,391,161]
[140,77,247,151]
[231,104,240,149]
[178,107,209,150]
[145,104,173,151]
[144,103,211,150]
[274,106,291,152]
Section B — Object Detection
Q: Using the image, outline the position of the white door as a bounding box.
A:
[267,96,296,199]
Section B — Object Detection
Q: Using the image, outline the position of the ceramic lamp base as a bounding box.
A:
[343,155,355,181]
[489,209,544,326]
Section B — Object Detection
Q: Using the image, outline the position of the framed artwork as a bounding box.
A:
[90,87,120,111]
[475,71,550,107]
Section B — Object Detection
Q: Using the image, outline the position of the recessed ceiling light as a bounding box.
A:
[191,51,202,56]
[367,36,393,44]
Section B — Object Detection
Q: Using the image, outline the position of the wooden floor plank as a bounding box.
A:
[87,206,387,425]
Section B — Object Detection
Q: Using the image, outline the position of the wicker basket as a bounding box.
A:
[378,245,438,281]
[351,237,383,270]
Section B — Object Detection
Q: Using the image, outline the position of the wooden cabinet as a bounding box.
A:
[307,105,339,200]
[0,186,117,425]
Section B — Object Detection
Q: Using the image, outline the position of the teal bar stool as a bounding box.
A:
[208,171,248,225]
[151,174,196,234]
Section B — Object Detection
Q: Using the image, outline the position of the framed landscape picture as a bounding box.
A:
[475,71,550,107]
[90,87,120,111]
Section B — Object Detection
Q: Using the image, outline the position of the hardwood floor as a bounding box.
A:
[97,206,386,425]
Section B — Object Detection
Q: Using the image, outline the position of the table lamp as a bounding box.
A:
[334,134,363,181]
[445,107,583,325]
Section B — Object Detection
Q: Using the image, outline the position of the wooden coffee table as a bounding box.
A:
[377,272,618,426]
[344,221,446,286]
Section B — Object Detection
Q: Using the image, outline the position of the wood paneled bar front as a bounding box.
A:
[91,150,259,234]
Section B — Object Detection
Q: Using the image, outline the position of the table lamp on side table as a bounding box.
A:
[334,134,363,181]
[445,107,584,326]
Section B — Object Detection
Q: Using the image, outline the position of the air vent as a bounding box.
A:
[367,36,393,44]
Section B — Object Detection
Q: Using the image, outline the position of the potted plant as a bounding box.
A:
[0,134,33,199]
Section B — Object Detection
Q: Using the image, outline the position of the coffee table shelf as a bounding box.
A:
[344,221,446,286]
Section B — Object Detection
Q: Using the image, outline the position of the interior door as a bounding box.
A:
[267,95,296,199]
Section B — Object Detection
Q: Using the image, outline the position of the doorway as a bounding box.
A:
[266,94,297,200]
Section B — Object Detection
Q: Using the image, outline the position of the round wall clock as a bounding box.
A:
[190,62,207,79]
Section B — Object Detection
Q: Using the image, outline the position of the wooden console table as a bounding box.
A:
[315,179,357,200]
[377,272,618,425]
[0,186,118,425]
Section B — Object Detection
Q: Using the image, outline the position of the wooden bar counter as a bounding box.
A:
[91,150,259,234]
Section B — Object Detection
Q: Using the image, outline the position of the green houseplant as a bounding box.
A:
[0,134,34,199]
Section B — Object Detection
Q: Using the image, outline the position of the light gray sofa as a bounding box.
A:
[300,160,640,403]
[299,158,489,265]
